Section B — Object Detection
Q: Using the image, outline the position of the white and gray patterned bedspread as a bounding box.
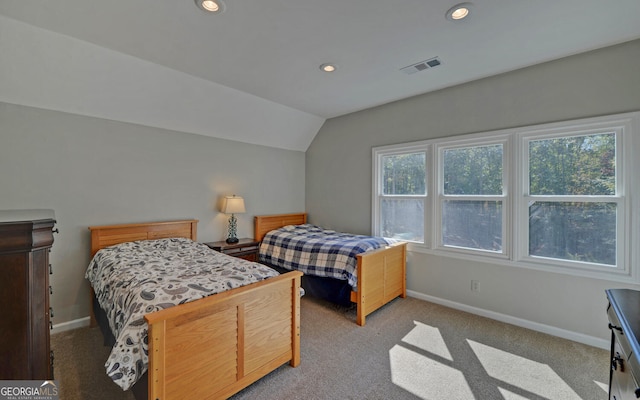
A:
[85,237,279,391]
[259,224,395,289]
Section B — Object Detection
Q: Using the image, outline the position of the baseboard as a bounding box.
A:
[407,290,609,350]
[52,294,609,349]
[51,317,90,334]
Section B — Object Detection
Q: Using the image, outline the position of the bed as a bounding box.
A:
[87,220,302,400]
[254,213,407,326]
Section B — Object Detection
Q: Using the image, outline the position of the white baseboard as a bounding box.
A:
[51,317,90,334]
[51,294,609,349]
[407,290,609,350]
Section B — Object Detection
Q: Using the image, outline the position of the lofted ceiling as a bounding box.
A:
[1,0,640,151]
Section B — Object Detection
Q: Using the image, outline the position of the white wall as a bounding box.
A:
[306,39,640,346]
[0,102,305,325]
[0,14,325,152]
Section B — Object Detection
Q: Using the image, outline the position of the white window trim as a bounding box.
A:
[372,111,640,283]
[434,135,511,260]
[372,141,431,246]
[515,116,632,279]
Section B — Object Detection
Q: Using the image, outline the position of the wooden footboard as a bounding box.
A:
[351,242,407,326]
[145,270,302,400]
[254,213,407,326]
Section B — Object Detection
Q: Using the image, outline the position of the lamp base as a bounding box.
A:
[226,237,239,244]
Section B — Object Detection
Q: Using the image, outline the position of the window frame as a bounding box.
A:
[372,111,640,283]
[372,142,431,246]
[435,135,511,259]
[515,120,629,277]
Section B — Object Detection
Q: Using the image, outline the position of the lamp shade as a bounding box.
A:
[221,195,246,214]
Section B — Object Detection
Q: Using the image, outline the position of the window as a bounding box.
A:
[373,146,428,243]
[521,129,623,271]
[372,112,639,281]
[438,141,507,255]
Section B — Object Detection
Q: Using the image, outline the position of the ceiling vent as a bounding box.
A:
[400,57,442,75]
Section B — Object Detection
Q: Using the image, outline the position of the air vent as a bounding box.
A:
[400,57,442,75]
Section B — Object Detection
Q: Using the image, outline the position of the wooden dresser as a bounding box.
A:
[606,289,640,400]
[0,210,56,380]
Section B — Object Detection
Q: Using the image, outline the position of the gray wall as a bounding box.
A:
[0,102,305,325]
[306,39,640,344]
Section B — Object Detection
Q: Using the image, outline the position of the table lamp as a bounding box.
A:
[221,195,245,243]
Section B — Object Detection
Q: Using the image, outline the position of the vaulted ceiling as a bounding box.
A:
[2,0,639,150]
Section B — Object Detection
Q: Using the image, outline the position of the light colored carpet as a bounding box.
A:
[52,296,609,399]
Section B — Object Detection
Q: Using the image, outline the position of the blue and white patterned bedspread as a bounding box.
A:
[259,224,395,289]
[85,237,279,391]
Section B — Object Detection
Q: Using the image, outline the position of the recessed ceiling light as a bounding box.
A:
[446,3,473,21]
[196,0,226,14]
[320,63,337,72]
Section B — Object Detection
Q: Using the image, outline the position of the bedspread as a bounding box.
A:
[85,237,279,391]
[259,224,395,289]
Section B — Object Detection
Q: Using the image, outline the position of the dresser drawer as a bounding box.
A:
[609,304,633,361]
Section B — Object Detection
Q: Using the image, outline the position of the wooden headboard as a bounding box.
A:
[88,220,198,257]
[254,213,307,242]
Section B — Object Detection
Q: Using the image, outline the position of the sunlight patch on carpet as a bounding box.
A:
[389,345,474,399]
[401,321,453,361]
[499,387,535,399]
[467,340,581,400]
[593,380,609,393]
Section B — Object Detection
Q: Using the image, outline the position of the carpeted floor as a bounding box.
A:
[52,296,610,400]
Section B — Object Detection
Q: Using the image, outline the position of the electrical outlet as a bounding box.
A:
[471,280,480,292]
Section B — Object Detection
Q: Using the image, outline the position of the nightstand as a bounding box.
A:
[204,238,261,262]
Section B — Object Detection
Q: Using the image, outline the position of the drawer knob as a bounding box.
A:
[612,352,624,372]
[609,322,623,333]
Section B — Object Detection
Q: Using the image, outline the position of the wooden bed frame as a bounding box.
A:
[88,220,302,400]
[254,213,407,326]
